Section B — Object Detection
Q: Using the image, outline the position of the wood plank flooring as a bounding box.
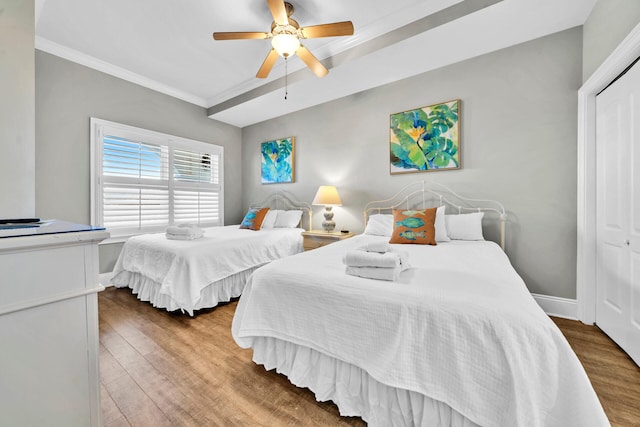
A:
[99,287,640,426]
[551,317,640,427]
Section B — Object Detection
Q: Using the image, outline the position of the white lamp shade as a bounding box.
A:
[312,186,342,206]
[271,33,300,58]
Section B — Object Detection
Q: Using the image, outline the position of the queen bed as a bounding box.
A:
[110,192,310,315]
[231,182,609,426]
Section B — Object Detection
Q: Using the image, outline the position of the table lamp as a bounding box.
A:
[312,185,342,232]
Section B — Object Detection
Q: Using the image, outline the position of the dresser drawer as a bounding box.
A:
[0,244,87,308]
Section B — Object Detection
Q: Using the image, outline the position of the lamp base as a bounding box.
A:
[322,206,336,232]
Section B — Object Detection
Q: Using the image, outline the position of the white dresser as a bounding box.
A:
[0,221,108,426]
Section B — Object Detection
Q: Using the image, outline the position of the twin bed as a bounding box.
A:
[231,182,610,426]
[112,182,609,426]
[110,192,310,315]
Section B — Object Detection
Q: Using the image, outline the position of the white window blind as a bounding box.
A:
[91,118,224,240]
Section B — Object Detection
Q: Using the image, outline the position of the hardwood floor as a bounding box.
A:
[99,287,640,426]
[551,317,640,427]
[98,287,363,426]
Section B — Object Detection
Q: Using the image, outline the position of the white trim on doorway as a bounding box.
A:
[577,23,640,324]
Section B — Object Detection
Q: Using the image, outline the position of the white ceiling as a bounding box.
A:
[35,0,596,128]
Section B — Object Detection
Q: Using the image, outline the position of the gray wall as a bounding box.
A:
[242,28,583,299]
[0,0,35,218]
[583,0,640,82]
[35,51,243,272]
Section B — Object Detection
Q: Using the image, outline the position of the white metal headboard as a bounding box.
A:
[364,181,507,250]
[250,191,312,231]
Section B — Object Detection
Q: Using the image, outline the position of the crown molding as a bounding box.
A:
[35,36,208,108]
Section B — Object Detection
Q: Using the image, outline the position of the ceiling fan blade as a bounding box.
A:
[296,45,328,78]
[267,0,289,26]
[256,49,280,78]
[300,21,354,39]
[213,32,270,40]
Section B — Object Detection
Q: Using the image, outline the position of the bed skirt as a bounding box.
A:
[112,267,259,314]
[250,336,480,427]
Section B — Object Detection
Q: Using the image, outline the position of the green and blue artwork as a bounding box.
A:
[261,136,295,184]
[389,99,460,174]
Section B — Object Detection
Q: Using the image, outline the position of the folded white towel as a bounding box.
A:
[166,225,204,240]
[343,247,409,269]
[166,224,202,235]
[166,229,204,240]
[345,265,401,281]
[365,241,392,253]
[343,250,398,268]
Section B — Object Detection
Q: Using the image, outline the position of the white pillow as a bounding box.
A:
[445,212,485,241]
[364,214,393,237]
[435,205,450,242]
[274,210,303,228]
[261,209,278,229]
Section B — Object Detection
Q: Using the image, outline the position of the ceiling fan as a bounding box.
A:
[212,0,354,79]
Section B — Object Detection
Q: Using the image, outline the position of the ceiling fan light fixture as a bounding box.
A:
[213,0,353,79]
[271,32,300,58]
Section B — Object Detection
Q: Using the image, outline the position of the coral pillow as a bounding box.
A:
[389,207,437,245]
[239,207,270,231]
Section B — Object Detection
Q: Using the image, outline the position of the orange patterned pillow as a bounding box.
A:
[239,207,270,231]
[389,207,437,245]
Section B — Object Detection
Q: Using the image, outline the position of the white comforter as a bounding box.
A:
[232,235,609,427]
[112,226,303,314]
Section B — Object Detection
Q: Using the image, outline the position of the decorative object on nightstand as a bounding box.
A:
[312,185,342,232]
[302,229,355,251]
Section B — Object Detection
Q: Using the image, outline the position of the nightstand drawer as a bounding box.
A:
[303,237,328,250]
[302,230,355,251]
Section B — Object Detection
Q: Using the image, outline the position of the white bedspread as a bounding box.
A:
[112,226,303,315]
[232,235,609,427]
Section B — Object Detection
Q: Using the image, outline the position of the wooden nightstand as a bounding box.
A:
[302,230,355,251]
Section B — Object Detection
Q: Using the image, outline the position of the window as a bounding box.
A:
[91,118,224,240]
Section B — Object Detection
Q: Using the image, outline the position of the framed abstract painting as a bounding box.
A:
[389,99,460,174]
[261,136,295,184]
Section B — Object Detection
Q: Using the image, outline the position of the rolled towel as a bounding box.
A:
[345,266,401,281]
[365,241,392,253]
[343,248,409,269]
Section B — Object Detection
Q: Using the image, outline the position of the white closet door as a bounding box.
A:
[596,59,640,366]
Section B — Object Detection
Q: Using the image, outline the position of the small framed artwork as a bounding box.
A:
[261,136,295,184]
[389,99,460,174]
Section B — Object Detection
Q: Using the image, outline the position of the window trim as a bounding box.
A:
[90,118,224,243]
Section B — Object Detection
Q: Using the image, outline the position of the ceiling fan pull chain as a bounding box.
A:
[284,57,288,100]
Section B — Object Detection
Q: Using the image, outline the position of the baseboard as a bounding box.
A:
[532,293,577,320]
[99,272,115,288]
